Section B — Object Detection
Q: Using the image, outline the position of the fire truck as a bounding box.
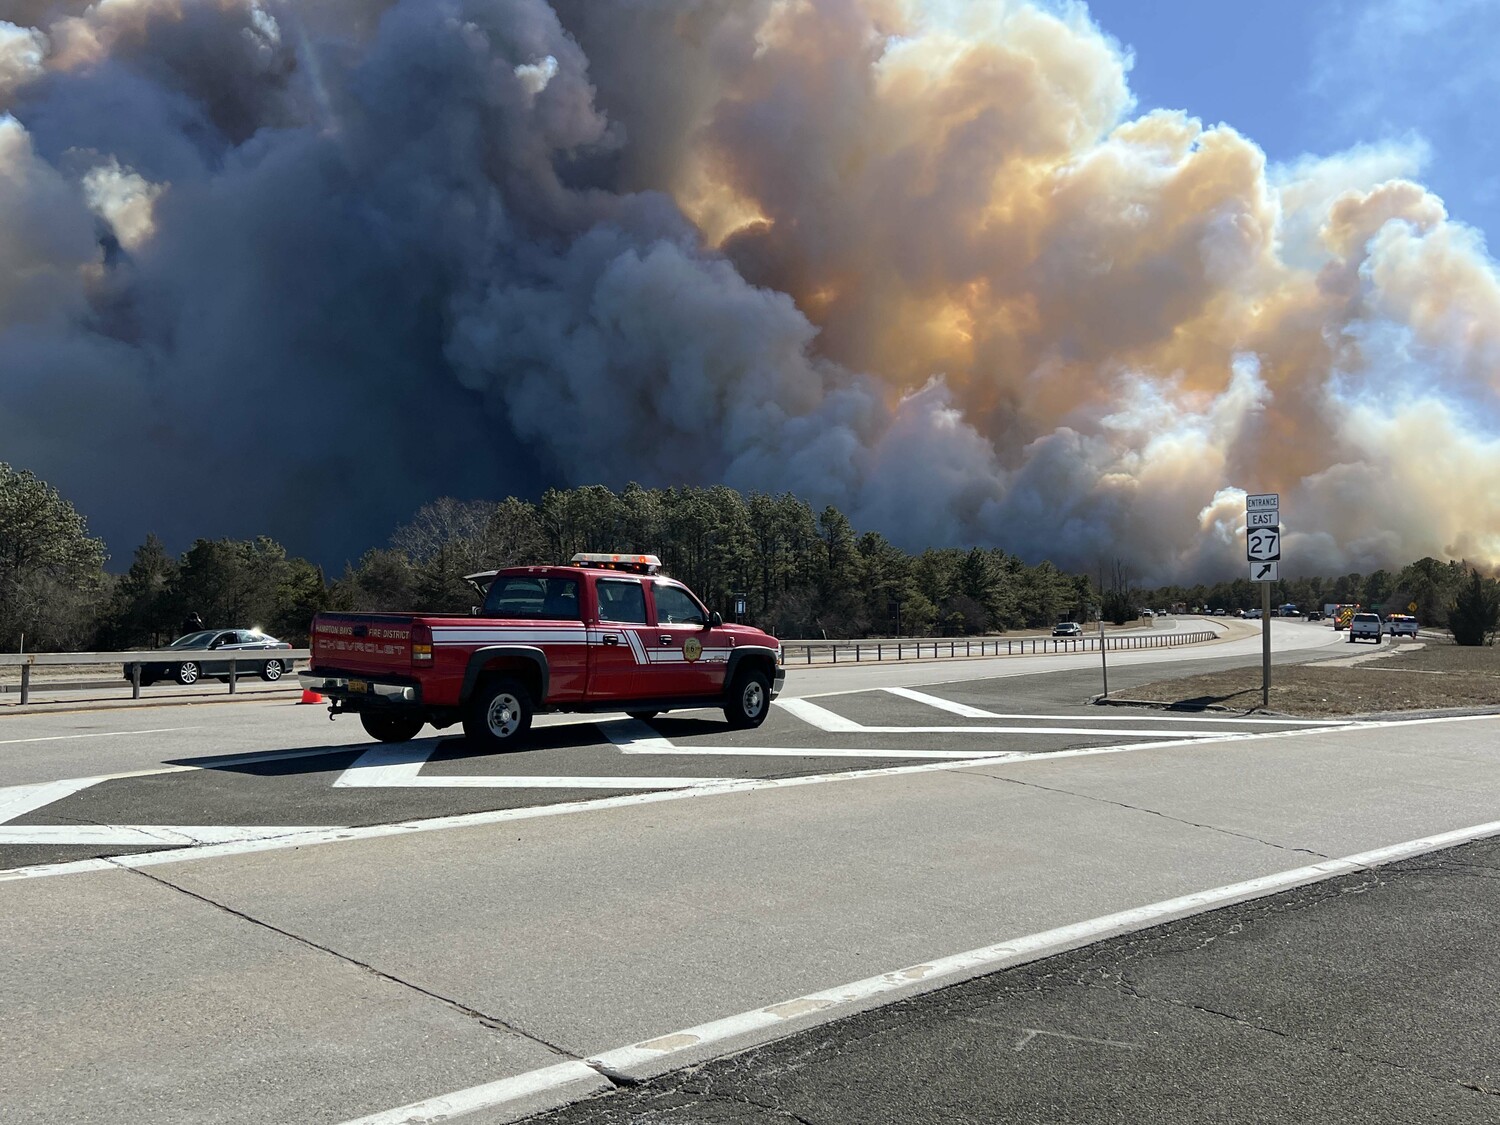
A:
[300,554,784,747]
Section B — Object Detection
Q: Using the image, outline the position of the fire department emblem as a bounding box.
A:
[682,637,702,662]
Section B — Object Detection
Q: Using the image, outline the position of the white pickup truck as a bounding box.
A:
[1348,612,1383,644]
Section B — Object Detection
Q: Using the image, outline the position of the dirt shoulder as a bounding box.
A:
[1112,637,1500,718]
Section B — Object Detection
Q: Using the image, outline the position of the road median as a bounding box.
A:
[1101,638,1500,718]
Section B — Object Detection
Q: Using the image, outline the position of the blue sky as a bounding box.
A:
[1082,0,1499,252]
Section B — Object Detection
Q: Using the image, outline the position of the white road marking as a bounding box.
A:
[2,746,1201,882]
[627,745,1010,760]
[341,814,1500,1123]
[4,712,1495,883]
[600,719,1001,761]
[600,720,678,754]
[781,697,1346,736]
[836,693,1349,727]
[333,745,734,790]
[776,698,865,731]
[0,825,330,845]
[336,1061,606,1125]
[884,687,1002,718]
[0,744,374,824]
[0,745,373,839]
[0,778,108,825]
[0,726,192,746]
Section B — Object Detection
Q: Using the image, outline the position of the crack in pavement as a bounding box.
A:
[699,1085,822,1125]
[9,811,322,850]
[1115,979,1500,1102]
[115,861,585,1065]
[959,768,1331,859]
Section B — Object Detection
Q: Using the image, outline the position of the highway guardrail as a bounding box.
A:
[780,630,1218,666]
[0,649,311,705]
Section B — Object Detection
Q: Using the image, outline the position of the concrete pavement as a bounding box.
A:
[2,699,1496,1123]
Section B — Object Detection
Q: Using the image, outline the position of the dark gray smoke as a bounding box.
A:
[1,0,880,566]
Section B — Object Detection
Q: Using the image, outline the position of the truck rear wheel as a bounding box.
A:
[463,676,533,748]
[724,668,771,729]
[359,712,425,743]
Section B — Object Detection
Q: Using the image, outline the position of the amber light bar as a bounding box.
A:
[569,552,663,574]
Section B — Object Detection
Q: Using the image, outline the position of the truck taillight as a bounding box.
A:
[411,623,433,665]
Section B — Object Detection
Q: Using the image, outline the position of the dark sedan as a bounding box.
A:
[123,630,296,686]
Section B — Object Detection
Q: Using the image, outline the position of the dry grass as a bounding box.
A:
[1119,638,1500,717]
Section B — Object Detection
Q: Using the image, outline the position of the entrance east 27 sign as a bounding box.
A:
[1247,526,1281,562]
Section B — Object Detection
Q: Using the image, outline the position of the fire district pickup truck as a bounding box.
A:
[299,554,785,747]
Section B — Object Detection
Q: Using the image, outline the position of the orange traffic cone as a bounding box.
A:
[298,689,325,704]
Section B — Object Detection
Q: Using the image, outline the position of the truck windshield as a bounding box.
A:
[482,576,581,620]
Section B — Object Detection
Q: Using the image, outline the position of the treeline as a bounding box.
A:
[0,470,1094,649]
[1137,557,1492,628]
[269,485,1096,642]
[3,463,1495,651]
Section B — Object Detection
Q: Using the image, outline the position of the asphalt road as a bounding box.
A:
[532,836,1500,1125]
[7,617,1496,1124]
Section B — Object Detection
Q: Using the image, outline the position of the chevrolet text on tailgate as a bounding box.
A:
[300,554,786,747]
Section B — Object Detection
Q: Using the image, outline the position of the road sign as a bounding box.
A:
[1247,510,1277,527]
[1246,493,1279,512]
[1247,525,1281,562]
[1251,561,1279,581]
[1408,602,1417,612]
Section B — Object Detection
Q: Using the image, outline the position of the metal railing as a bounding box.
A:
[2,626,1221,703]
[0,649,311,705]
[779,631,1218,666]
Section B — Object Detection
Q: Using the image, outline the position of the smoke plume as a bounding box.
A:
[2,0,1497,581]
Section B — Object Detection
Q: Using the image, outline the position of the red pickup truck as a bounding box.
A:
[299,554,784,747]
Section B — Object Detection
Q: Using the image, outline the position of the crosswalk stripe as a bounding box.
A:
[332,745,733,790]
[884,686,999,718]
[0,778,106,826]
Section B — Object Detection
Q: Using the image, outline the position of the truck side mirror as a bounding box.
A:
[708,611,723,628]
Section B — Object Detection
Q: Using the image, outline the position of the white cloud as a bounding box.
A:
[0,21,47,106]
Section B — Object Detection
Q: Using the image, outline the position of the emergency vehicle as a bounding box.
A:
[300,554,785,747]
[1383,614,1419,638]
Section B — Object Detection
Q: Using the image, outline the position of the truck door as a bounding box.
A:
[649,581,731,697]
[588,578,651,700]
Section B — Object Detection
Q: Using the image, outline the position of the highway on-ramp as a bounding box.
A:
[4,617,1495,1123]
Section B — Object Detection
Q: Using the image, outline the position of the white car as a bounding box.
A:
[1348,612,1382,644]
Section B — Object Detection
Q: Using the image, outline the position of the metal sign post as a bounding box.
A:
[1262,580,1272,708]
[1096,606,1107,698]
[1246,493,1279,710]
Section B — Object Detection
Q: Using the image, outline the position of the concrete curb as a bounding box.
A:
[1092,693,1500,723]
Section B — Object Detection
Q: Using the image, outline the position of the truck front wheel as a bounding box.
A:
[724,668,771,729]
[359,712,425,743]
[463,677,533,748]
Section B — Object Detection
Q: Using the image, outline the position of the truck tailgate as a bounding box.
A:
[309,614,417,676]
